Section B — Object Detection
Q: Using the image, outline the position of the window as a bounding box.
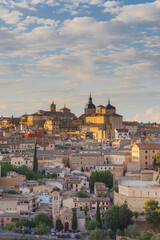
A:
[145,150,148,153]
[145,156,147,159]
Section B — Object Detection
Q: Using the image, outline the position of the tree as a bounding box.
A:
[144,199,160,230]
[96,201,101,227]
[137,231,152,240]
[151,233,160,240]
[105,236,112,240]
[118,201,132,230]
[105,205,119,232]
[72,208,77,230]
[4,222,16,230]
[34,223,50,235]
[5,190,18,194]
[33,142,38,173]
[88,229,105,240]
[76,190,89,198]
[105,203,133,233]
[56,218,63,231]
[34,213,50,226]
[90,170,113,190]
[124,224,139,239]
[153,152,160,167]
[85,220,100,230]
[16,218,31,228]
[113,184,118,192]
[132,211,139,219]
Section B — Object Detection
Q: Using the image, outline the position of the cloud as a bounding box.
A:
[0,7,23,24]
[104,0,160,25]
[134,106,160,122]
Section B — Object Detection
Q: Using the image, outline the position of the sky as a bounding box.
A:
[0,0,160,122]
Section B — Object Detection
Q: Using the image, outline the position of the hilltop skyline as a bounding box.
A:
[0,0,160,122]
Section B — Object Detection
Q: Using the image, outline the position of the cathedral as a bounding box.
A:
[84,94,123,140]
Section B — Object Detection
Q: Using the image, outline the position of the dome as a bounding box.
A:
[106,100,115,110]
[85,94,96,109]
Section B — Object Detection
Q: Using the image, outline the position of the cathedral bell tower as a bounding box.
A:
[52,191,60,218]
[84,93,96,115]
[50,101,56,112]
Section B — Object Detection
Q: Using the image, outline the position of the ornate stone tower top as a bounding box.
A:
[84,93,96,115]
[50,101,56,112]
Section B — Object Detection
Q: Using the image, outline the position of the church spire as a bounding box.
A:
[89,92,92,104]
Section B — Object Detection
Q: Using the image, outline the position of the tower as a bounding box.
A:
[52,191,60,218]
[50,101,56,112]
[84,93,96,115]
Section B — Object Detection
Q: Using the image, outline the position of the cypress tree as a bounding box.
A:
[56,218,63,231]
[33,142,38,173]
[96,200,101,227]
[72,208,77,230]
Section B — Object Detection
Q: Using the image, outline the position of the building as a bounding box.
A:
[63,177,89,192]
[122,121,138,135]
[114,171,160,212]
[0,212,19,228]
[52,191,86,231]
[84,94,96,115]
[85,99,123,141]
[95,164,124,181]
[106,151,132,171]
[115,129,129,140]
[94,182,109,198]
[132,143,160,169]
[69,152,105,171]
[0,178,20,191]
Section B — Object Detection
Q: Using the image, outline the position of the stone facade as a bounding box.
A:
[69,153,105,171]
[132,143,160,169]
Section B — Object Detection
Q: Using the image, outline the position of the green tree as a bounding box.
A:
[153,152,160,167]
[72,208,77,230]
[90,170,113,190]
[76,190,89,198]
[34,223,50,235]
[96,200,101,227]
[118,201,133,230]
[88,229,105,240]
[34,213,50,226]
[144,199,160,230]
[124,224,139,239]
[5,190,18,194]
[113,184,118,192]
[105,228,114,238]
[4,222,16,230]
[151,233,160,240]
[137,231,152,240]
[56,218,63,231]
[85,220,100,230]
[16,218,31,228]
[105,236,112,240]
[105,205,119,232]
[132,211,139,219]
[33,143,38,173]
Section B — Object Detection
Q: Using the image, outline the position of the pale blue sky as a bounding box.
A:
[0,0,160,122]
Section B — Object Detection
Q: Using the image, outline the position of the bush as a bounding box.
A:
[76,190,89,198]
[88,229,105,240]
[4,222,16,230]
[124,224,139,238]
[34,223,50,235]
[137,231,152,240]
[85,220,100,230]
